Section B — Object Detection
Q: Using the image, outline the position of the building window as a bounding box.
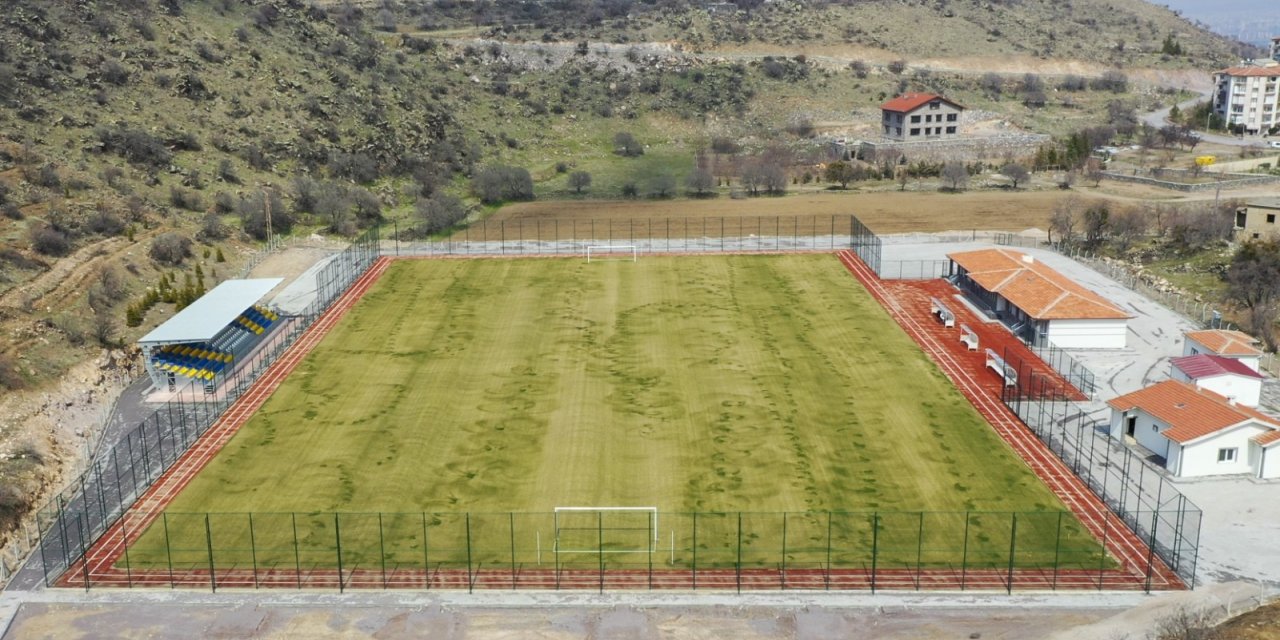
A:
[929,101,940,110]
[910,128,920,136]
[911,115,921,123]
[1217,448,1237,463]
[1268,214,1276,224]
[946,126,956,134]
[1152,425,1158,431]
[947,113,958,122]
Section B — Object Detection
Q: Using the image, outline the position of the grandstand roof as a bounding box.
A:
[138,278,283,344]
[947,248,1130,320]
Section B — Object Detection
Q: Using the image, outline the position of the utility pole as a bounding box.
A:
[262,187,274,249]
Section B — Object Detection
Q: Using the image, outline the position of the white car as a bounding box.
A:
[1269,140,1280,149]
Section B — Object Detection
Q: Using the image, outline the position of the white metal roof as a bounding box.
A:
[138,278,283,344]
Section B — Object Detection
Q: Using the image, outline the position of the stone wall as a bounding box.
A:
[1099,169,1280,192]
[856,133,1051,163]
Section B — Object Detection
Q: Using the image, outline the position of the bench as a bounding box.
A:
[984,348,1018,387]
[959,324,979,351]
[929,297,956,328]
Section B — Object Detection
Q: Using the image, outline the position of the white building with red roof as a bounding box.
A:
[1108,380,1280,479]
[1170,354,1264,408]
[948,248,1131,349]
[1211,65,1280,135]
[879,93,964,141]
[1183,329,1264,373]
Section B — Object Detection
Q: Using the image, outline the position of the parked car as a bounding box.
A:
[1269,140,1280,149]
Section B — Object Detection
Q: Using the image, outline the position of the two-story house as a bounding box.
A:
[879,93,965,141]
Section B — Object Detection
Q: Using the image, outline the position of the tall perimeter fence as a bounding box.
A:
[999,348,1202,588]
[32,227,381,588]
[390,215,860,257]
[67,507,1159,593]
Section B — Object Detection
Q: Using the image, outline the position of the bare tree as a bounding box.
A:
[1109,207,1149,251]
[1082,203,1111,249]
[760,162,788,195]
[685,167,715,197]
[1227,238,1280,352]
[940,161,968,191]
[1049,196,1081,246]
[1084,157,1105,187]
[1001,163,1030,188]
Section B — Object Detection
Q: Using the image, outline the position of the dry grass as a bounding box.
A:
[488,190,1083,234]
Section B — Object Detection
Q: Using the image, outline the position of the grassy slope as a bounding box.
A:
[129,256,1101,569]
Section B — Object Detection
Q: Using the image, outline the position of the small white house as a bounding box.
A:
[1183,330,1264,373]
[1170,354,1265,408]
[949,248,1130,349]
[1108,380,1280,479]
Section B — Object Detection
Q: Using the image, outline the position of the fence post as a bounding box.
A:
[379,512,388,589]
[1098,512,1110,591]
[249,513,259,589]
[120,514,133,588]
[205,514,217,593]
[334,513,344,593]
[824,511,832,591]
[509,512,517,590]
[77,514,90,592]
[916,511,924,591]
[870,512,879,594]
[1005,513,1017,595]
[465,513,473,594]
[780,513,787,590]
[692,512,698,590]
[960,511,970,591]
[1052,511,1064,590]
[597,512,604,595]
[291,513,301,589]
[736,512,742,595]
[421,512,430,590]
[162,512,175,588]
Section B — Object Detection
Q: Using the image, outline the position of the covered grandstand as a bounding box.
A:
[138,278,284,392]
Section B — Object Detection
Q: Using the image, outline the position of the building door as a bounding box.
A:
[1125,414,1137,438]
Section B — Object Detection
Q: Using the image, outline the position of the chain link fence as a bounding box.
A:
[1000,348,1202,589]
[388,215,859,257]
[34,227,381,588]
[62,507,1159,593]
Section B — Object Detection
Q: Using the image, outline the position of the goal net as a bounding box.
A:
[553,507,658,556]
[585,245,638,262]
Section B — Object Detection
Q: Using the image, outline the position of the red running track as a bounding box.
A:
[59,252,1182,591]
[835,250,1181,590]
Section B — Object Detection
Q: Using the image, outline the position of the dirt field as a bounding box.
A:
[489,190,1084,235]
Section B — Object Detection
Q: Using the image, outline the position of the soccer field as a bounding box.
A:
[127,255,1103,571]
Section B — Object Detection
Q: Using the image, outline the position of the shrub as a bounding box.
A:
[217,159,239,184]
[613,132,644,157]
[329,151,379,183]
[149,232,192,265]
[30,225,71,256]
[415,193,467,235]
[169,186,203,212]
[87,208,125,236]
[0,352,25,390]
[568,170,592,194]
[94,126,172,168]
[200,212,230,240]
[100,60,129,85]
[471,165,534,204]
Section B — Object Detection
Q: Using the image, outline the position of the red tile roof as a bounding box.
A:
[1185,330,1263,357]
[1255,430,1280,447]
[947,248,1130,320]
[879,93,965,113]
[1106,380,1280,444]
[1171,354,1264,380]
[1218,66,1280,78]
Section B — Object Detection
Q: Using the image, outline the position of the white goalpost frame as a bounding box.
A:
[585,245,638,262]
[552,506,659,555]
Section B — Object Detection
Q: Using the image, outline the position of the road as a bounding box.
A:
[1140,92,1276,148]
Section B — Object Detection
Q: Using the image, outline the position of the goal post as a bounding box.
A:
[585,245,638,262]
[553,507,658,555]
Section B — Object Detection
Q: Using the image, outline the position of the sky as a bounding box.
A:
[1153,0,1279,46]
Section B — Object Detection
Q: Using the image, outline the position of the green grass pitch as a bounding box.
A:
[127,255,1105,571]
